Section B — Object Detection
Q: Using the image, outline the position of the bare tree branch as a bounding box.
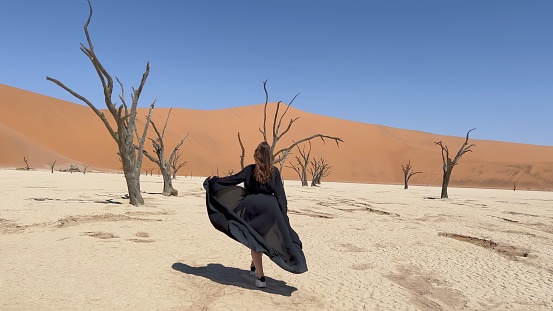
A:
[238,132,245,170]
[171,150,187,179]
[274,134,343,163]
[401,159,422,189]
[260,80,269,142]
[46,77,117,141]
[286,141,311,186]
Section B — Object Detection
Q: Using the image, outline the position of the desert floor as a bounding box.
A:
[1,169,552,311]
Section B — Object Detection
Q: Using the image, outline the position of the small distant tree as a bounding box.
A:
[309,156,332,186]
[46,0,155,206]
[23,157,31,170]
[82,163,90,174]
[171,150,186,179]
[47,160,57,173]
[435,128,476,198]
[69,164,80,173]
[287,142,312,186]
[513,182,517,191]
[401,159,422,189]
[143,168,154,176]
[141,108,189,196]
[238,80,342,172]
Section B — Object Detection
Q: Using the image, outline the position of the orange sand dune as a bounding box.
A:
[1,83,553,190]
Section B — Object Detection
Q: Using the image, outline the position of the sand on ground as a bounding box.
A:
[1,169,552,310]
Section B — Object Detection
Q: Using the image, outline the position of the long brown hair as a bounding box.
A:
[253,141,273,184]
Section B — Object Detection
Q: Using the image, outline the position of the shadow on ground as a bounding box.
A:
[171,262,297,296]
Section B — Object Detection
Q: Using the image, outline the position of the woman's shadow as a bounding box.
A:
[171,262,297,296]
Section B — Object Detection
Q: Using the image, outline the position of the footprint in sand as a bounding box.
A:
[127,231,155,243]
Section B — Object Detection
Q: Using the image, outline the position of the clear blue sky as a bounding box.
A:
[1,0,552,146]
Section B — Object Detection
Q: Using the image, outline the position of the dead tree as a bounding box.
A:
[238,132,245,170]
[69,164,80,173]
[251,80,342,170]
[82,163,90,174]
[401,159,422,189]
[47,160,57,173]
[309,156,332,186]
[287,141,312,186]
[435,128,476,198]
[513,182,517,191]
[46,0,154,206]
[171,150,186,179]
[142,108,189,196]
[143,168,154,176]
[23,157,31,170]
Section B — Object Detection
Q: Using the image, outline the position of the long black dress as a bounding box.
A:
[203,164,307,274]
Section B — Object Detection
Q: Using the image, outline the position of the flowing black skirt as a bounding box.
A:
[203,178,307,274]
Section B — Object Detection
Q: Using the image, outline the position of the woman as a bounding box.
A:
[204,142,307,288]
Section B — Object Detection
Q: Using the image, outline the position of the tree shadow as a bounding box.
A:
[171,262,297,296]
[93,199,123,205]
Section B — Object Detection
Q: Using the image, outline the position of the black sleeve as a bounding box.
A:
[274,167,288,214]
[209,165,250,193]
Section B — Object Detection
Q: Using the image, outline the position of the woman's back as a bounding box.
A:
[244,164,277,195]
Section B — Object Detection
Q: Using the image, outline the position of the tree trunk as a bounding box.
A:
[161,164,177,196]
[441,169,453,199]
[122,162,143,206]
[404,178,409,189]
[120,141,144,206]
[301,168,308,186]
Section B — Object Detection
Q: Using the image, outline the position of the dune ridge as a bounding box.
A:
[1,83,552,190]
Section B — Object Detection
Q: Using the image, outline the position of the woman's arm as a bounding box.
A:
[210,165,250,187]
[274,167,288,214]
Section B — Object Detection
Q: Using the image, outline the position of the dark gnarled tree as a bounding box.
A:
[238,132,245,170]
[435,128,476,198]
[238,80,343,172]
[47,0,154,206]
[47,160,57,173]
[309,156,332,186]
[287,141,312,186]
[142,108,189,196]
[171,150,186,179]
[401,159,422,189]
